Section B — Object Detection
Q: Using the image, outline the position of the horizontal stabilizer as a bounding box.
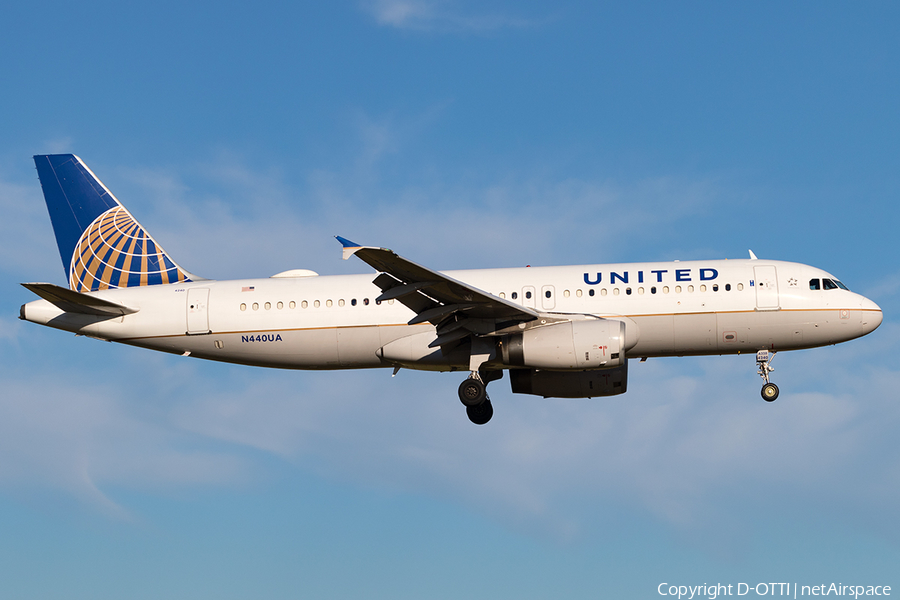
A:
[21,282,139,316]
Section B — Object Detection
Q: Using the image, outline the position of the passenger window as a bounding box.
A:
[526,291,532,299]
[625,287,632,295]
[809,279,820,290]
[823,279,838,290]
[351,299,357,306]
[588,289,595,297]
[725,284,731,291]
[364,298,370,305]
[545,290,552,299]
[511,292,518,300]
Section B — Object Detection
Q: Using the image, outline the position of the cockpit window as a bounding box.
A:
[812,277,850,291]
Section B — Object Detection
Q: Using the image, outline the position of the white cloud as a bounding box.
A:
[40,137,75,155]
[162,354,900,541]
[862,269,900,305]
[0,317,24,344]
[360,0,537,33]
[36,139,720,285]
[0,176,60,279]
[0,370,254,517]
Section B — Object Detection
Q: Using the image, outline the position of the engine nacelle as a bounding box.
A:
[509,362,628,398]
[501,319,626,370]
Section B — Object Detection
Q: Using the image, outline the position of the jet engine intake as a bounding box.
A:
[501,319,626,370]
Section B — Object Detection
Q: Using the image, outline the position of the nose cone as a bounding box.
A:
[861,296,883,335]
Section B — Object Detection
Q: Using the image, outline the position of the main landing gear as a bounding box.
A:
[756,350,779,402]
[458,370,502,425]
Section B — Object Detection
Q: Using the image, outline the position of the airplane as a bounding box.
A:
[20,154,884,424]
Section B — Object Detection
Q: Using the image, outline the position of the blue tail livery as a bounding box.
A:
[33,154,195,292]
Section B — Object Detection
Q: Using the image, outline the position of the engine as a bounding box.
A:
[500,318,626,370]
[509,362,628,398]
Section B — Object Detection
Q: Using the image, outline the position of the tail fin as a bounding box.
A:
[33,154,195,292]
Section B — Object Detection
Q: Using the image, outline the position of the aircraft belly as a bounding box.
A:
[127,328,343,369]
[237,328,341,368]
[675,312,717,353]
[789,309,864,347]
[337,326,382,367]
[628,315,673,355]
[629,308,862,357]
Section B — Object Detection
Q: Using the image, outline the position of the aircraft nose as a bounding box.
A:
[860,297,883,335]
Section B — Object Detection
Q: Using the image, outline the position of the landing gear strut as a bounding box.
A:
[458,370,502,425]
[756,350,779,402]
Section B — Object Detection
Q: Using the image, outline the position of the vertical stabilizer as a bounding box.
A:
[33,154,195,292]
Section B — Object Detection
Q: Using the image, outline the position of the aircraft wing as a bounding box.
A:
[21,282,139,317]
[337,237,538,343]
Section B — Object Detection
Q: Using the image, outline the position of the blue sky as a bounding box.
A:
[2,1,899,598]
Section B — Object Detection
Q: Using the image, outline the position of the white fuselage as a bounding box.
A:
[21,259,883,371]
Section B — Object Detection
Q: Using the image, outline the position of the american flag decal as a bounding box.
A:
[242,286,255,292]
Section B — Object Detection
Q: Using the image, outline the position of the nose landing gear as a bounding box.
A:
[756,350,779,402]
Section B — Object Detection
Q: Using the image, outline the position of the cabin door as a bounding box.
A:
[753,266,779,310]
[187,288,210,334]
